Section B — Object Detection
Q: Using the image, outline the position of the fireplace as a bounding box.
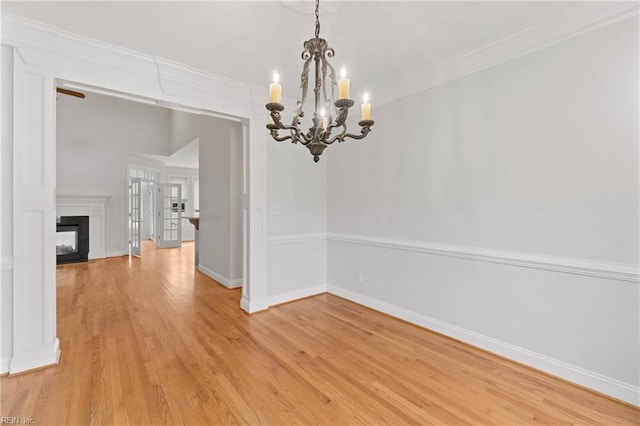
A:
[56,216,89,264]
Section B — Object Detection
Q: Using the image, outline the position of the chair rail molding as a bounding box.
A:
[267,233,327,245]
[328,233,639,283]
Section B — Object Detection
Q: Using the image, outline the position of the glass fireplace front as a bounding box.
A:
[56,226,78,255]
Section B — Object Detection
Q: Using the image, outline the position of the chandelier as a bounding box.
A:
[266,0,374,163]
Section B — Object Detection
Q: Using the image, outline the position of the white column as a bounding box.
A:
[10,46,60,373]
[241,118,269,313]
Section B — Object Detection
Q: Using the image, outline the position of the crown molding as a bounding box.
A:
[1,14,256,107]
[3,3,638,108]
[374,2,639,106]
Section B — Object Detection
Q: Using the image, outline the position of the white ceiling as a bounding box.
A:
[1,1,612,97]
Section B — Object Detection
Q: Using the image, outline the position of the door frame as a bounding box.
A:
[6,22,268,375]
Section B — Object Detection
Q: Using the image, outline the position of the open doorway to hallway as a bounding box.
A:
[55,88,244,290]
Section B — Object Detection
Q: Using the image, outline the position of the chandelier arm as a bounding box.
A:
[283,125,313,145]
[269,126,313,145]
[336,125,374,142]
[325,126,347,145]
[268,109,311,144]
[269,130,295,143]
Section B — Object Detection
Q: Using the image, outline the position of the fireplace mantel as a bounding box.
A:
[57,195,110,259]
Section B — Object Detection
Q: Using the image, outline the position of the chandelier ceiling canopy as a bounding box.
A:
[266,0,374,162]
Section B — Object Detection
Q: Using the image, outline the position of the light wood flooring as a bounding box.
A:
[1,241,638,425]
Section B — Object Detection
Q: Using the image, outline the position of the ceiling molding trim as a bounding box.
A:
[374,2,639,106]
[1,14,259,107]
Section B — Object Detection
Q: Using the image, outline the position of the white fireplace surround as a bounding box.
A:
[56,195,110,260]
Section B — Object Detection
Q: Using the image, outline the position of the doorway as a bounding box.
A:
[7,41,267,376]
[128,171,185,256]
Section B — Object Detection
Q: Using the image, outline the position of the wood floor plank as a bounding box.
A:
[1,241,638,425]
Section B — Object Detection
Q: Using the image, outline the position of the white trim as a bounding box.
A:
[3,12,267,377]
[1,14,255,111]
[198,264,243,289]
[267,233,327,245]
[0,256,13,271]
[267,284,327,307]
[57,195,110,260]
[240,294,269,314]
[4,4,636,110]
[106,250,129,258]
[327,285,640,407]
[8,338,60,375]
[375,3,639,105]
[328,233,639,283]
[0,357,10,374]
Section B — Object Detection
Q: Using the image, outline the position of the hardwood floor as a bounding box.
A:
[1,241,638,425]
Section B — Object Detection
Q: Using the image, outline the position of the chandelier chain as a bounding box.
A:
[314,0,320,38]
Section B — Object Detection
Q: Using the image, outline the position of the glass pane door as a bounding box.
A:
[156,183,182,249]
[130,178,142,256]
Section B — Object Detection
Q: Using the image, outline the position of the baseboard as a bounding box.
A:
[106,250,128,258]
[8,338,60,374]
[327,285,640,407]
[240,295,269,314]
[229,278,243,288]
[0,357,10,374]
[267,284,328,307]
[88,250,106,260]
[198,264,243,289]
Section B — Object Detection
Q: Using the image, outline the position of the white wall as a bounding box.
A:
[230,124,243,282]
[327,18,639,403]
[265,137,328,305]
[197,116,243,287]
[56,93,171,255]
[1,45,14,372]
[169,110,200,155]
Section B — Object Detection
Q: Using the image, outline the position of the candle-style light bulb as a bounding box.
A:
[269,71,282,103]
[361,92,371,121]
[338,67,350,100]
[321,109,328,131]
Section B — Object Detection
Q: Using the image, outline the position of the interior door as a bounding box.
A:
[130,178,142,257]
[148,182,155,241]
[156,183,182,248]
